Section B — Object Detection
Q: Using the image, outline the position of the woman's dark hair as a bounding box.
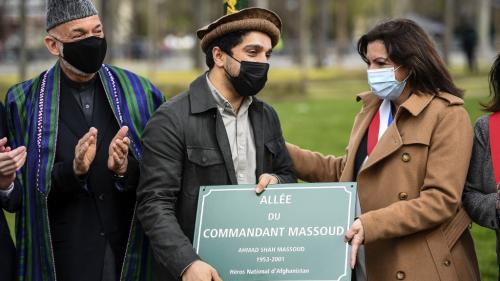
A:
[483,55,500,112]
[357,19,463,98]
[205,30,250,69]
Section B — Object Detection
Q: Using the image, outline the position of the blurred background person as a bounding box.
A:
[459,19,478,73]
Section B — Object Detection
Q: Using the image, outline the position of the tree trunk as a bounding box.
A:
[477,0,493,61]
[392,0,410,17]
[192,0,207,70]
[298,0,309,94]
[314,0,329,68]
[99,0,117,64]
[147,0,159,74]
[443,0,455,64]
[19,0,27,81]
[253,0,269,8]
[335,0,348,65]
[494,4,500,51]
[0,0,6,44]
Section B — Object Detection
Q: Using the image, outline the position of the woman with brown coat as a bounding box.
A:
[287,19,480,281]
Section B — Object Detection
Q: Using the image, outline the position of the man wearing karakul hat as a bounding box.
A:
[137,7,296,281]
[3,0,165,280]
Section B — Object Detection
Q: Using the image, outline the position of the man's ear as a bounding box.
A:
[212,46,225,68]
[44,35,61,57]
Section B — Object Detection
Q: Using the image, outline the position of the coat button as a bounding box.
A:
[402,153,411,162]
[99,232,105,237]
[98,194,104,201]
[443,260,451,267]
[202,156,207,163]
[399,192,408,200]
[396,271,406,280]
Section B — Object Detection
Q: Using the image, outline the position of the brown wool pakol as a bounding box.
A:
[197,7,282,53]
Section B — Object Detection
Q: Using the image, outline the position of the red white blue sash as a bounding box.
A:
[367,99,393,156]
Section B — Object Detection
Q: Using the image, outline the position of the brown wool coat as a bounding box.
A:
[287,91,480,281]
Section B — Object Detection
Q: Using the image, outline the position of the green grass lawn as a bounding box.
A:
[2,67,498,279]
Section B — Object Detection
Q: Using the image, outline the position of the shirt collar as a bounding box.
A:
[60,69,97,91]
[205,74,253,115]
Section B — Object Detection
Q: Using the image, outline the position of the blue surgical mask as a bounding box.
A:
[367,66,409,100]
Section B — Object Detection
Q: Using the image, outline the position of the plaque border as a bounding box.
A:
[195,183,357,281]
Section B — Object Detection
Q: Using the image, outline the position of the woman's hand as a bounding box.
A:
[344,218,365,269]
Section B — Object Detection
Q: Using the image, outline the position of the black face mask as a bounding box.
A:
[55,36,107,74]
[224,54,269,97]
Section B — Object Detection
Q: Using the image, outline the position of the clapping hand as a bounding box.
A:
[107,126,130,176]
[0,137,27,189]
[73,127,98,176]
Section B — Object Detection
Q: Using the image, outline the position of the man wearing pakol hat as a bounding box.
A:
[136,7,296,281]
[4,0,165,280]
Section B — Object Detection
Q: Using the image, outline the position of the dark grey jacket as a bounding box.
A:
[136,74,296,280]
[462,115,500,266]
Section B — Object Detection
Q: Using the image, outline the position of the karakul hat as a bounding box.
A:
[46,0,98,31]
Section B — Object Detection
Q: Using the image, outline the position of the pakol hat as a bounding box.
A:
[197,7,282,53]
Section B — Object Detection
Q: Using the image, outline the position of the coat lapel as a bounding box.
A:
[341,93,380,182]
[359,122,403,173]
[356,91,436,174]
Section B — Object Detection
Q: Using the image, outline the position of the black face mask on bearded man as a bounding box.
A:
[54,36,107,74]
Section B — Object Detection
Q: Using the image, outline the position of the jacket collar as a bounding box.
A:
[399,91,435,116]
[188,72,264,114]
[399,90,464,116]
[356,90,463,117]
[356,91,381,110]
[188,73,218,114]
[350,89,464,178]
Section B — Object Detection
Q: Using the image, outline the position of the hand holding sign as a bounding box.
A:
[344,218,365,269]
[182,260,223,281]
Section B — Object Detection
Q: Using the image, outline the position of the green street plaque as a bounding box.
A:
[193,182,357,281]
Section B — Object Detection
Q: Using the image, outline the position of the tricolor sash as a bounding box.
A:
[367,99,393,156]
